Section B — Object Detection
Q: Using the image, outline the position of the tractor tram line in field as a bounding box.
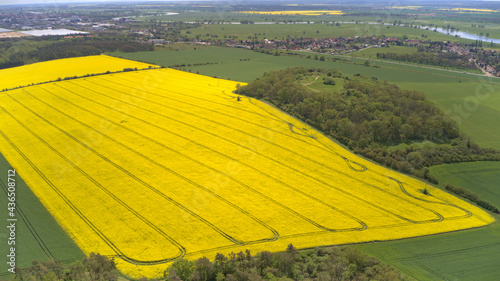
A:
[45,78,435,244]
[82,73,469,225]
[388,177,474,220]
[98,72,468,223]
[98,76,464,227]
[58,81,421,230]
[0,126,136,264]
[70,77,432,227]
[20,87,282,247]
[14,89,282,249]
[0,102,187,265]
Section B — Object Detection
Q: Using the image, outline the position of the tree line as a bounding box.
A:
[165,244,407,281]
[1,245,407,281]
[235,67,500,186]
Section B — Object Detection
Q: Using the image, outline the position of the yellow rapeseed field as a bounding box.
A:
[0,61,494,278]
[0,55,156,91]
[236,10,344,16]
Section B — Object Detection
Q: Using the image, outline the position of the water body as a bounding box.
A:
[419,26,500,44]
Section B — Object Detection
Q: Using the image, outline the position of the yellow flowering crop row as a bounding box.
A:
[0,55,156,90]
[438,8,498,13]
[236,10,344,16]
[0,63,493,279]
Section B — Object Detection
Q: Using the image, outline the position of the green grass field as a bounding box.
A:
[0,153,84,278]
[430,162,500,207]
[356,222,500,281]
[358,161,500,281]
[112,47,500,150]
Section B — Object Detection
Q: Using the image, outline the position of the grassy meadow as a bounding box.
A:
[359,161,500,281]
[0,154,84,278]
[356,222,500,281]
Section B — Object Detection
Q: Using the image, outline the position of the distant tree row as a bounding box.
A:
[235,67,500,184]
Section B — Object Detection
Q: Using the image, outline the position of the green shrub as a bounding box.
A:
[323,77,336,85]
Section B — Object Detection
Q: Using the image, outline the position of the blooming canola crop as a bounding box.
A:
[0,63,494,278]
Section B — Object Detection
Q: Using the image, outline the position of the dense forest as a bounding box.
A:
[235,67,500,183]
[0,38,154,69]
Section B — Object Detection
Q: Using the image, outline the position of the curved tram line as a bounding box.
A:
[69,79,460,225]
[85,77,479,231]
[5,94,282,265]
[102,74,371,174]
[0,126,172,266]
[20,89,280,246]
[78,79,453,224]
[53,83,368,233]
